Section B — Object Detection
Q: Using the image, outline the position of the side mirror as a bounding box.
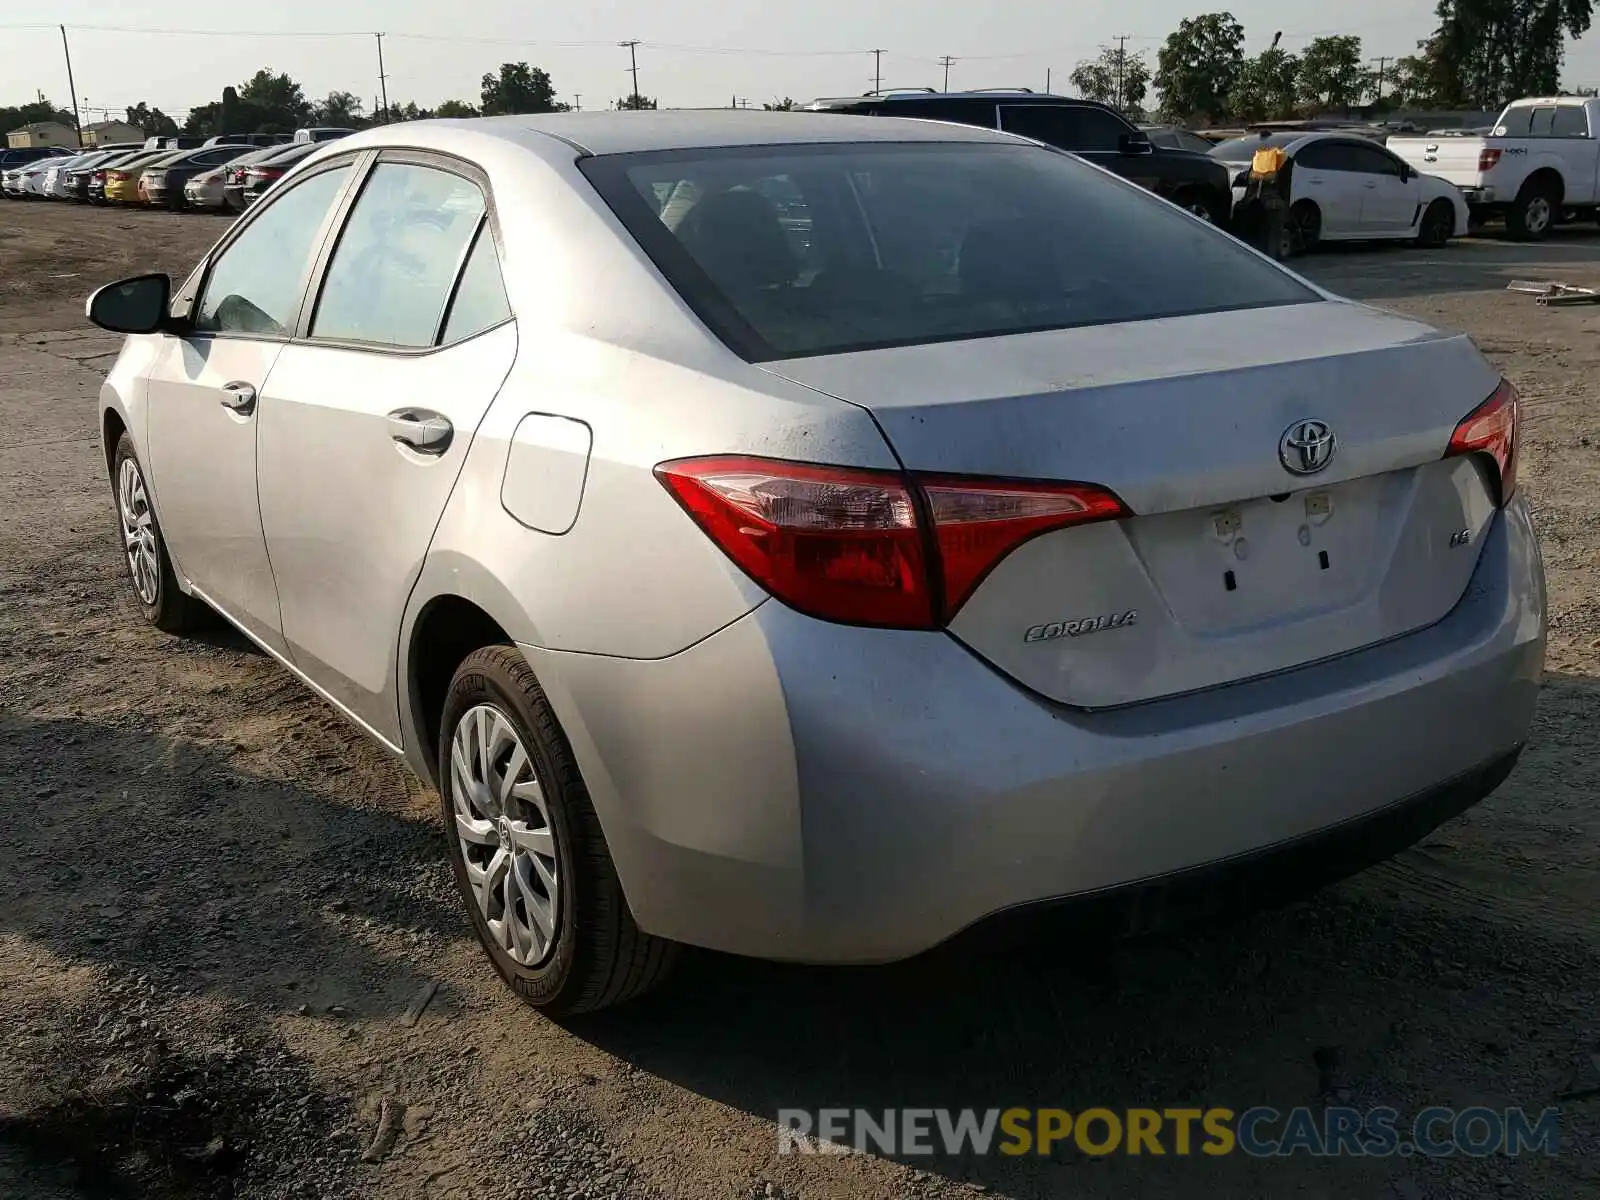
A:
[85,273,172,335]
[1119,131,1154,155]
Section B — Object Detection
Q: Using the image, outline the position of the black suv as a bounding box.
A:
[806,90,1233,225]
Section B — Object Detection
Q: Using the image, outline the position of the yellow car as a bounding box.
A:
[102,149,174,204]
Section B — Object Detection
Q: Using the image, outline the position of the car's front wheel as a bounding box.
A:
[111,432,207,633]
[1415,199,1455,248]
[440,645,677,1015]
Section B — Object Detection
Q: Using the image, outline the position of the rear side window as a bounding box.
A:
[440,226,512,344]
[194,166,351,336]
[311,163,487,348]
[1497,105,1558,136]
[582,142,1314,361]
[1553,107,1589,137]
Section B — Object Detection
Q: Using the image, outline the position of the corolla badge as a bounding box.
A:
[1024,611,1139,643]
[1279,418,1337,475]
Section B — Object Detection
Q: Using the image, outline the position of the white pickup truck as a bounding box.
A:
[1388,95,1600,239]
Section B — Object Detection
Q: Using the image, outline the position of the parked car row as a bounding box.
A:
[0,127,353,212]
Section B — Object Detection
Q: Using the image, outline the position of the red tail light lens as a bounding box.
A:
[1446,379,1520,503]
[1478,148,1502,171]
[656,457,932,627]
[656,455,1128,628]
[921,478,1127,613]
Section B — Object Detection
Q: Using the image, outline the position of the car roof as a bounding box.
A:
[310,110,1018,161]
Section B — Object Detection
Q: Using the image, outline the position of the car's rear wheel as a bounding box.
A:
[1286,200,1321,257]
[440,645,677,1015]
[1507,183,1557,241]
[1415,199,1455,248]
[111,433,207,634]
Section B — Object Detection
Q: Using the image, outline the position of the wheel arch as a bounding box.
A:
[1521,166,1565,204]
[403,588,519,790]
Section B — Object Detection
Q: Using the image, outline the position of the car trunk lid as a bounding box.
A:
[761,299,1503,707]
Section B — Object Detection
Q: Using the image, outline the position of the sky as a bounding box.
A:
[4,0,1600,122]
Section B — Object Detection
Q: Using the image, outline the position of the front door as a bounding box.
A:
[143,162,355,653]
[255,157,517,742]
[1350,143,1420,233]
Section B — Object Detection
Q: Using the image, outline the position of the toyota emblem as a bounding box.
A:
[1279,419,1336,475]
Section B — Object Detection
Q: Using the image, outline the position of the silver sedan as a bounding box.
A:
[87,112,1544,1014]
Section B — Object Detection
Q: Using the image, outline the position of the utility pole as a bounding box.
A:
[938,55,956,92]
[1113,34,1130,112]
[870,48,884,94]
[1369,56,1390,104]
[619,40,641,104]
[375,33,389,124]
[1046,68,1051,94]
[574,94,582,111]
[59,26,83,147]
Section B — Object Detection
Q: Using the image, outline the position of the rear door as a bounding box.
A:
[1291,140,1365,235]
[255,153,517,742]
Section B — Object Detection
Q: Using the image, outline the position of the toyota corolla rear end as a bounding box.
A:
[517,132,1545,964]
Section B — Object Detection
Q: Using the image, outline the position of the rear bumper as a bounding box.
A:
[524,497,1545,963]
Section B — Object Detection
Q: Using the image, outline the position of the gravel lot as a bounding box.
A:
[1,202,1597,1200]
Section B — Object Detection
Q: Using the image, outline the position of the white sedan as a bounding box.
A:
[1211,131,1470,253]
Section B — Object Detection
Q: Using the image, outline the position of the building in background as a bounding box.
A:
[6,121,77,148]
[83,120,144,146]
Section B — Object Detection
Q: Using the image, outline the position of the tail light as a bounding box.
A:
[655,455,1127,628]
[1478,148,1502,171]
[1446,379,1520,503]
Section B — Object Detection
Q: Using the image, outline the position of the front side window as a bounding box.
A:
[310,162,487,348]
[1349,143,1402,177]
[194,165,351,336]
[582,141,1315,360]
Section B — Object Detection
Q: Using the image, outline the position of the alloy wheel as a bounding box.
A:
[1525,196,1552,235]
[116,457,159,606]
[449,704,561,966]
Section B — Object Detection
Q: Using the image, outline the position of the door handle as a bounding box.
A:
[387,409,453,454]
[219,381,256,414]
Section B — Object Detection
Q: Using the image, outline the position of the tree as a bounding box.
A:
[0,97,75,133]
[1155,12,1246,123]
[1228,47,1301,121]
[124,102,179,137]
[314,90,364,127]
[237,69,314,129]
[390,101,435,122]
[1070,45,1151,111]
[1298,35,1368,111]
[1388,45,1444,107]
[764,97,797,110]
[1427,0,1593,109]
[434,99,481,118]
[481,62,560,115]
[616,93,658,110]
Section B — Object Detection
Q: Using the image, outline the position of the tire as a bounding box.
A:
[1286,200,1321,257]
[440,645,677,1015]
[1171,187,1221,224]
[111,432,207,634]
[1415,199,1455,248]
[1507,182,1557,241]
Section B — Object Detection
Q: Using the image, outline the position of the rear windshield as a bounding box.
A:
[581,141,1314,361]
[1208,133,1303,160]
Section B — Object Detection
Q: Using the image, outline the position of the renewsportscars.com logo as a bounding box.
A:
[777,1106,1561,1159]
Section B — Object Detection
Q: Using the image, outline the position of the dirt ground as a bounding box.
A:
[1,201,1598,1200]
